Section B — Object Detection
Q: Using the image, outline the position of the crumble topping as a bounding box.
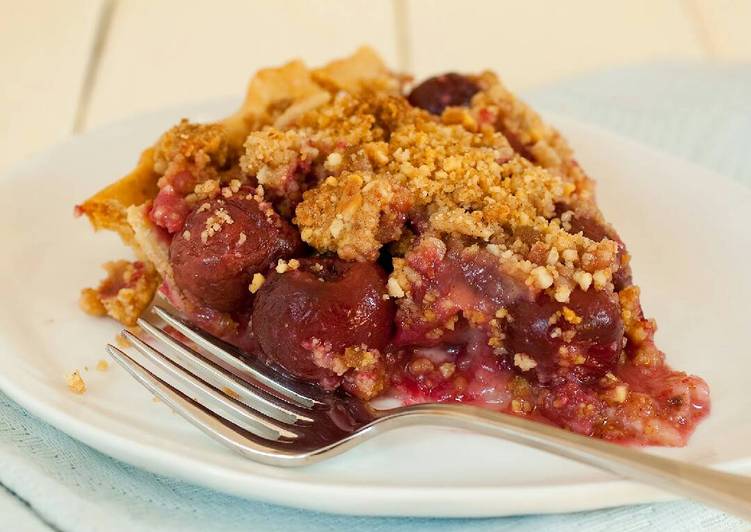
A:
[80,261,160,326]
[470,72,593,202]
[308,340,386,400]
[238,89,620,296]
[296,172,410,261]
[153,119,230,181]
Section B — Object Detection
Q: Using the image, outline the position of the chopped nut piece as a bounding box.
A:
[553,283,572,303]
[438,362,456,378]
[387,277,405,298]
[514,353,538,372]
[528,266,554,289]
[249,273,266,293]
[574,270,593,291]
[408,357,435,375]
[562,248,578,263]
[562,306,583,325]
[275,259,289,274]
[592,269,610,289]
[324,151,343,170]
[546,247,559,265]
[605,384,628,404]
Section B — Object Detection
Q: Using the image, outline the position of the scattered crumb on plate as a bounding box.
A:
[115,333,132,348]
[66,371,87,394]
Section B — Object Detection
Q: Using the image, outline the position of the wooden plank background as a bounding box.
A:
[1,0,748,172]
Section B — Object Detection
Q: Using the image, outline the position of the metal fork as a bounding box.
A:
[106,306,751,520]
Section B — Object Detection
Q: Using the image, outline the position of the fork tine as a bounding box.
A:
[132,322,313,424]
[109,339,298,441]
[106,345,308,465]
[152,306,323,407]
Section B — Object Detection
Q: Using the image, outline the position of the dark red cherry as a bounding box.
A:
[408,73,479,115]
[251,259,394,381]
[170,190,303,312]
[505,296,561,365]
[566,288,623,348]
[506,288,623,380]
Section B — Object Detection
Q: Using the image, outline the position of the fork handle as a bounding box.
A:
[374,404,751,520]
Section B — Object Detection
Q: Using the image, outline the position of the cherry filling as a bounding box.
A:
[251,259,394,382]
[161,194,707,444]
[393,242,623,382]
[505,288,623,382]
[408,73,480,115]
[170,189,303,311]
[150,185,191,234]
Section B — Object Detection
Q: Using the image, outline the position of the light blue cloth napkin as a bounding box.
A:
[1,63,749,532]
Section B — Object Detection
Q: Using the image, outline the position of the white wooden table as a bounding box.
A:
[1,0,749,174]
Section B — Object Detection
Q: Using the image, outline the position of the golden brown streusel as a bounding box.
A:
[238,88,621,296]
[80,261,160,326]
[470,72,593,203]
[153,119,230,179]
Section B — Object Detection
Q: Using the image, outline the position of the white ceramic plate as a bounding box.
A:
[1,101,749,518]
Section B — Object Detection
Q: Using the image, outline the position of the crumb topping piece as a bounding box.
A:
[79,261,160,326]
[200,207,234,243]
[249,272,266,293]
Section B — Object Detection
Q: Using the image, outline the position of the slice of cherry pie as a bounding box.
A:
[77,48,709,446]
